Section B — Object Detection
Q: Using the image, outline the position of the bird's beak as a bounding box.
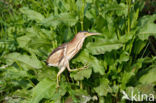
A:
[86,32,101,36]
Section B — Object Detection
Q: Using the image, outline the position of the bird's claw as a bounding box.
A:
[68,65,88,72]
[55,85,60,92]
[57,85,60,88]
[56,84,60,88]
[78,65,88,70]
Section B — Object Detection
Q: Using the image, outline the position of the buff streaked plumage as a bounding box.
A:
[46,31,100,87]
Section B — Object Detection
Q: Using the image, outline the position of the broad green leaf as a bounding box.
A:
[51,83,67,103]
[103,3,128,16]
[133,39,146,55]
[31,77,67,103]
[70,69,92,80]
[130,58,145,73]
[2,66,33,89]
[67,89,88,103]
[13,89,31,101]
[121,72,135,89]
[137,14,156,40]
[116,3,128,16]
[76,0,83,9]
[37,67,57,81]
[85,8,96,19]
[4,67,28,80]
[139,65,156,84]
[17,27,40,48]
[136,84,156,98]
[117,51,129,63]
[26,27,38,36]
[57,12,78,26]
[131,9,139,28]
[86,40,123,55]
[30,78,56,103]
[94,78,112,96]
[72,49,104,75]
[2,96,23,103]
[120,33,133,43]
[5,52,42,69]
[17,35,33,48]
[42,12,78,27]
[125,86,155,101]
[124,87,141,101]
[20,7,45,22]
[41,15,60,27]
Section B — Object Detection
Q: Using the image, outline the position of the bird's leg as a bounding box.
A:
[67,64,78,72]
[57,67,66,88]
[67,62,87,72]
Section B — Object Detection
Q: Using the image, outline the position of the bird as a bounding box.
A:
[46,31,100,87]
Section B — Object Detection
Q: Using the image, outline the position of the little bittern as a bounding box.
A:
[46,31,100,87]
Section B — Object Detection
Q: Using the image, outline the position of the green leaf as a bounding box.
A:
[117,51,129,63]
[137,14,156,40]
[17,35,33,48]
[120,34,133,43]
[121,72,135,89]
[86,39,123,55]
[4,67,29,80]
[125,86,156,101]
[20,7,45,22]
[85,8,96,19]
[103,3,128,16]
[133,39,146,55]
[139,65,156,84]
[94,78,112,96]
[30,78,56,103]
[5,52,42,69]
[131,9,139,28]
[136,84,156,98]
[13,89,31,101]
[51,83,67,103]
[72,49,104,75]
[70,69,92,80]
[42,12,78,27]
[130,58,145,73]
[124,87,141,101]
[116,3,128,16]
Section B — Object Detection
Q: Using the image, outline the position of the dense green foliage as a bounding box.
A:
[0,0,156,103]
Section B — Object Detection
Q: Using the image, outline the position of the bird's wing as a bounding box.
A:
[46,43,67,67]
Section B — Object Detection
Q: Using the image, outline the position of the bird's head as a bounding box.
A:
[76,31,101,39]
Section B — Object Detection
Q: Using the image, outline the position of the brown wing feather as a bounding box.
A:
[46,43,66,67]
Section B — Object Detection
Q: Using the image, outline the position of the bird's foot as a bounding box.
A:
[56,84,60,88]
[55,85,60,92]
[56,76,60,88]
[57,85,60,88]
[68,65,88,72]
[81,65,88,69]
[76,65,88,71]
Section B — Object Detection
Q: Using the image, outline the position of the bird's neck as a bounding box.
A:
[66,37,85,60]
[69,37,85,47]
